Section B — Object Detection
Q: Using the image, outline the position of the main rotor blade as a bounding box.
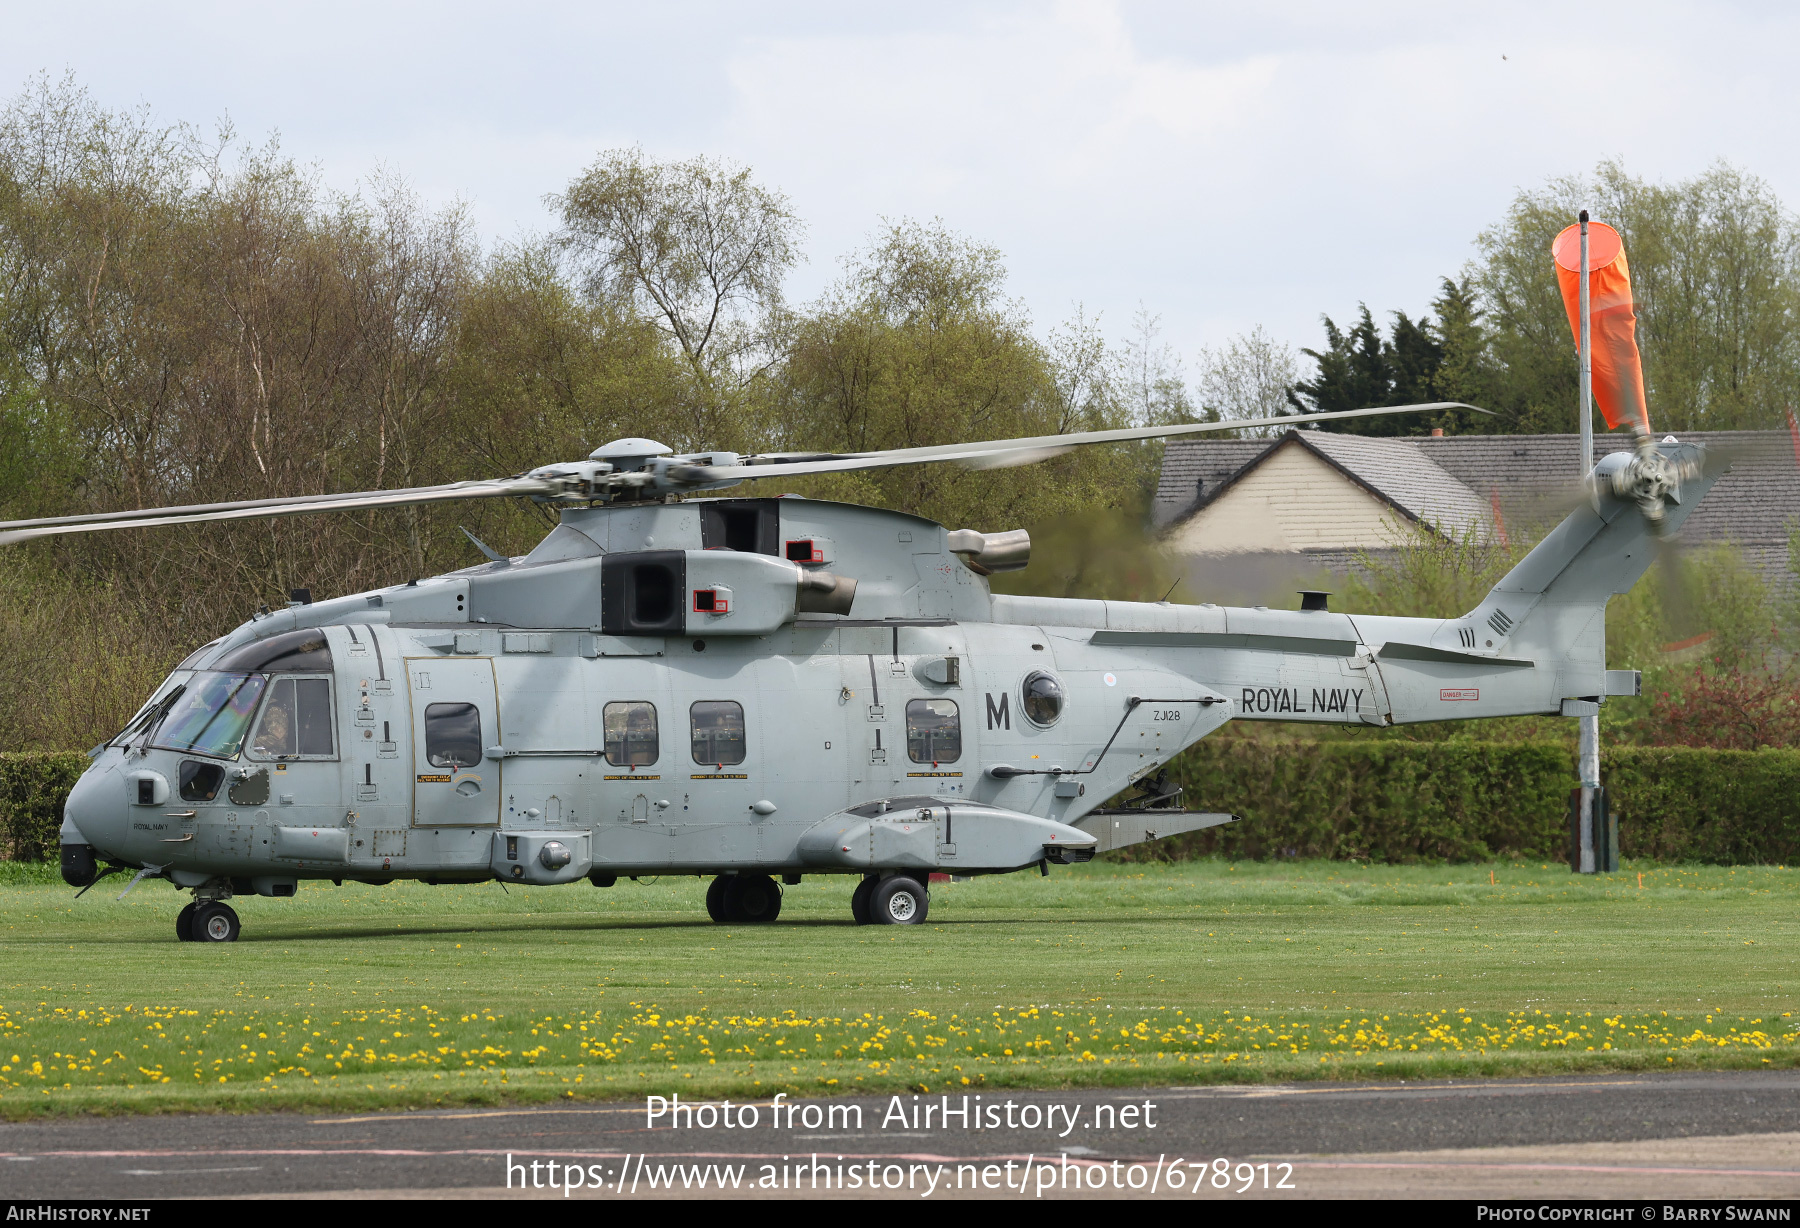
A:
[0,400,1489,547]
[0,477,557,546]
[678,402,1487,483]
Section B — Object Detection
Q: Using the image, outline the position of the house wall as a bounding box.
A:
[1164,440,1419,556]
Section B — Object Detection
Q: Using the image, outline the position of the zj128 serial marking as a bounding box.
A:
[1240,687,1364,714]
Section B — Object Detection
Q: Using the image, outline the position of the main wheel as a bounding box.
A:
[871,876,928,925]
[727,874,782,923]
[191,901,240,943]
[175,902,196,943]
[705,875,734,922]
[850,876,875,925]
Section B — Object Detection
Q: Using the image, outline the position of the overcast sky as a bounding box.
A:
[4,1,1795,372]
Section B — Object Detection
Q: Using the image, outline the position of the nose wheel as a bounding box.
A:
[181,901,240,942]
[852,875,928,925]
[872,875,928,925]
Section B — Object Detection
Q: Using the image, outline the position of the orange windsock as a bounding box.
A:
[1552,221,1649,432]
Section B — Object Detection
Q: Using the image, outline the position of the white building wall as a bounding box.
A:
[1164,441,1417,557]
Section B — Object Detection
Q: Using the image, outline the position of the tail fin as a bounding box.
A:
[1465,439,1722,693]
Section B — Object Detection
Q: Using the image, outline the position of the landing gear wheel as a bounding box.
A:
[850,876,875,926]
[871,876,928,925]
[191,901,240,943]
[705,875,733,923]
[726,875,782,923]
[176,902,196,942]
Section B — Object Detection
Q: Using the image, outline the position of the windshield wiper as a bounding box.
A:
[131,685,186,756]
[172,674,262,757]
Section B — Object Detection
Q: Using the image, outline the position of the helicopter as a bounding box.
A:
[3,403,1718,941]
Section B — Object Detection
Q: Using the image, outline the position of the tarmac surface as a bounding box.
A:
[8,1072,1800,1199]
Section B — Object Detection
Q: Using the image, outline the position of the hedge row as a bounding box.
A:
[6,743,1800,865]
[0,752,89,862]
[1158,740,1800,864]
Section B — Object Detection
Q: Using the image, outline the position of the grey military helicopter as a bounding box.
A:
[3,405,1717,941]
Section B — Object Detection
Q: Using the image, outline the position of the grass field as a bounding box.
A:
[1,857,1797,1117]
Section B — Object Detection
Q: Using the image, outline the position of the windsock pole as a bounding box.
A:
[1577,208,1601,874]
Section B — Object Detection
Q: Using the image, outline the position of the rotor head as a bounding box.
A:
[1593,428,1707,535]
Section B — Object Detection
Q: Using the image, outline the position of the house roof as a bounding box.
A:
[1157,430,1800,554]
[1302,432,1495,540]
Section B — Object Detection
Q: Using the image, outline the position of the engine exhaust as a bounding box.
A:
[796,570,857,615]
[946,528,1031,575]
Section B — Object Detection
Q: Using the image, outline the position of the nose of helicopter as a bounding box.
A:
[63,762,126,853]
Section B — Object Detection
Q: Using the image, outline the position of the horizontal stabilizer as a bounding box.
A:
[1377,642,1534,669]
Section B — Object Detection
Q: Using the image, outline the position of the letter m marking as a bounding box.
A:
[985,693,1010,730]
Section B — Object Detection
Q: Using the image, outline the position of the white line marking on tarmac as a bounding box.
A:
[311,1098,804,1125]
[120,1166,263,1176]
[1157,1079,1650,1099]
[311,1108,638,1124]
[1300,1159,1800,1177]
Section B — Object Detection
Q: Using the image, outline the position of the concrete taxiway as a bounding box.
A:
[7,1071,1800,1199]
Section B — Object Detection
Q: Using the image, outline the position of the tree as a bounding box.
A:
[1287,160,1800,436]
[1289,305,1391,420]
[1429,276,1491,413]
[768,219,1136,529]
[1192,325,1297,438]
[0,77,488,743]
[1473,159,1800,433]
[442,239,691,555]
[552,148,801,450]
[1288,296,1494,436]
[1122,305,1193,426]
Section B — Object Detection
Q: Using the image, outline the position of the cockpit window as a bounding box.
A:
[176,638,226,671]
[149,672,268,759]
[212,630,333,673]
[179,760,226,802]
[111,671,193,747]
[248,677,337,760]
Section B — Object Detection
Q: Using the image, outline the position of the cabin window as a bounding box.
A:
[1021,671,1065,726]
[423,701,482,769]
[248,677,337,760]
[906,698,961,764]
[178,760,225,802]
[603,701,659,766]
[690,700,746,765]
